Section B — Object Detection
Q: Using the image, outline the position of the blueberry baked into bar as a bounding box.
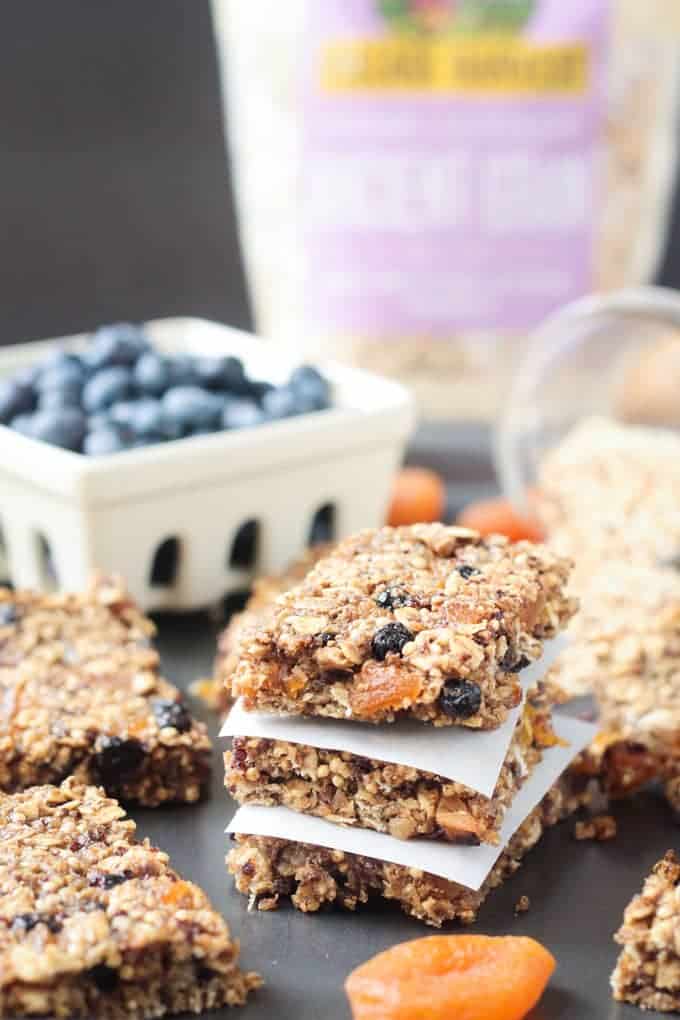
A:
[0,780,259,1018]
[225,686,559,846]
[0,578,211,805]
[232,524,575,729]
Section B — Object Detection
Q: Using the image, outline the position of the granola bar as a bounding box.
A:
[564,562,680,808]
[611,851,680,1013]
[0,578,211,806]
[0,780,259,1018]
[196,545,332,716]
[225,688,558,846]
[232,525,575,729]
[227,779,573,928]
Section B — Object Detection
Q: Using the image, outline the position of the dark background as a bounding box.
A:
[2,0,680,349]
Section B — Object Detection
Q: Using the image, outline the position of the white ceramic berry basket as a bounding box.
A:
[0,317,415,610]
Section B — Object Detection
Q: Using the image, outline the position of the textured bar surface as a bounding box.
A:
[233,525,575,729]
[0,578,211,805]
[0,780,259,1018]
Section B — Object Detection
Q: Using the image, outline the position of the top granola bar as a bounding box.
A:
[232,524,575,728]
[0,576,211,806]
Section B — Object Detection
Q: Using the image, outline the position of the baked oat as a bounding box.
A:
[0,780,259,1019]
[227,779,574,928]
[0,577,211,806]
[537,418,680,585]
[562,562,680,809]
[232,525,575,729]
[225,687,559,846]
[196,544,332,716]
[549,562,680,699]
[611,851,680,1013]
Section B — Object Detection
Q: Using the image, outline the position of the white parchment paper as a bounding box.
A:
[221,637,566,798]
[226,712,594,892]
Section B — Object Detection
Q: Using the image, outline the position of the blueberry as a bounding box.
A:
[439,680,482,718]
[162,386,223,432]
[41,349,83,374]
[108,400,139,430]
[134,352,172,395]
[371,622,414,661]
[262,385,300,420]
[38,381,82,410]
[221,398,266,430]
[94,736,145,782]
[247,379,275,403]
[84,323,149,370]
[83,368,133,413]
[152,698,192,732]
[500,649,531,673]
[457,565,480,580]
[0,603,18,625]
[195,355,247,393]
[128,398,166,439]
[168,355,198,387]
[30,408,86,451]
[0,379,35,424]
[83,426,129,456]
[12,913,62,934]
[10,413,36,437]
[89,871,132,889]
[289,364,331,410]
[36,360,84,394]
[88,964,120,992]
[87,412,113,432]
[375,587,412,610]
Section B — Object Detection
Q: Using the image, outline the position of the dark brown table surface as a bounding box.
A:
[131,610,678,1020]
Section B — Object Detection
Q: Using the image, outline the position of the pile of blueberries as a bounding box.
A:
[0,323,331,455]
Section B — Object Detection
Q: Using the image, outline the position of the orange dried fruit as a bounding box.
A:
[345,934,556,1020]
[161,880,196,907]
[350,662,423,719]
[457,498,545,543]
[387,467,446,527]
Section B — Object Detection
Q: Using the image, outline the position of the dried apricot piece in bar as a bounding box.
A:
[349,661,423,720]
[345,934,556,1020]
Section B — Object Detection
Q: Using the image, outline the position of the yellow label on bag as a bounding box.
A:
[321,37,588,95]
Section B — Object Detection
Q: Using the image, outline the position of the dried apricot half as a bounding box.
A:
[350,662,423,720]
[457,498,545,543]
[345,934,556,1020]
[387,467,446,527]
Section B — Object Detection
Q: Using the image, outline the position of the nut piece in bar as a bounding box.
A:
[611,851,680,1013]
[0,779,260,1018]
[0,577,211,806]
[233,524,575,729]
[225,689,559,846]
[227,779,574,928]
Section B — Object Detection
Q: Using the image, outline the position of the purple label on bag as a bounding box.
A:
[302,0,609,334]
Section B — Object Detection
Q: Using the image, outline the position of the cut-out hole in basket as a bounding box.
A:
[35,532,58,591]
[150,537,180,587]
[308,503,336,546]
[228,520,259,570]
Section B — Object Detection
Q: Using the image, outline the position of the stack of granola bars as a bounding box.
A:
[222,525,595,926]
